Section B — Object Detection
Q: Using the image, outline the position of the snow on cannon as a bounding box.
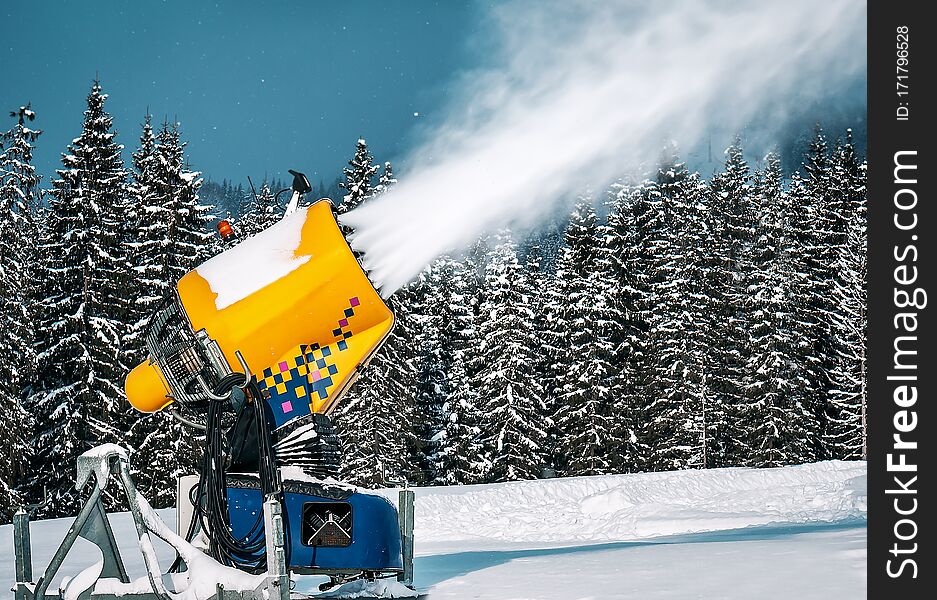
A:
[13,171,417,600]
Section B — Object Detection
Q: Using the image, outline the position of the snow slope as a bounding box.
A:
[1,460,866,599]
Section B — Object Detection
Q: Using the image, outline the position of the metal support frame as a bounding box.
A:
[12,447,290,600]
[397,489,415,586]
[13,446,418,600]
[262,497,290,600]
[13,509,32,600]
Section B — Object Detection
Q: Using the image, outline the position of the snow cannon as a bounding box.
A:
[114,175,415,596]
[125,198,394,424]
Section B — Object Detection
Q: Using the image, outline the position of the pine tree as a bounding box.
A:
[0,105,42,516]
[128,120,213,504]
[705,137,758,467]
[827,131,867,459]
[31,82,132,515]
[432,254,486,484]
[408,261,451,484]
[376,161,397,195]
[337,138,379,214]
[550,199,619,476]
[335,288,418,486]
[638,149,716,471]
[743,152,818,466]
[475,229,548,482]
[600,181,648,472]
[788,126,839,461]
[156,121,216,275]
[238,181,280,238]
[124,114,164,366]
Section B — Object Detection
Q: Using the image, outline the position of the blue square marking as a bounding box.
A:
[337,340,348,351]
[316,359,326,369]
[344,308,354,317]
[327,364,338,376]
[321,346,332,357]
[332,328,342,337]
[263,367,273,378]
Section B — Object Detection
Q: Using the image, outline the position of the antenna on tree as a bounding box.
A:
[247,175,260,207]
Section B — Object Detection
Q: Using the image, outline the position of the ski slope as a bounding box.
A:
[1,461,866,599]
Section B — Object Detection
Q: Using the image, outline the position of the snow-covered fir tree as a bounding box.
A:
[156,121,215,271]
[600,181,649,471]
[407,261,452,484]
[334,168,417,486]
[827,131,867,460]
[335,287,419,487]
[704,137,759,467]
[431,253,486,484]
[30,81,133,514]
[237,180,280,238]
[742,152,818,466]
[128,119,214,504]
[0,105,42,516]
[787,126,839,460]
[124,114,163,366]
[475,229,548,482]
[548,199,620,476]
[521,241,560,475]
[337,138,379,214]
[376,161,396,195]
[636,150,717,471]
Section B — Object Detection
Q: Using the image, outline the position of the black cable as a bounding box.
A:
[191,373,286,573]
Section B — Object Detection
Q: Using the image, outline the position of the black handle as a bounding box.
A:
[288,169,312,195]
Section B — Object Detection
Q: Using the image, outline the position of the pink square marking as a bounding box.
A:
[338,318,348,327]
[278,361,289,372]
[310,370,322,382]
[281,400,293,413]
[349,297,360,307]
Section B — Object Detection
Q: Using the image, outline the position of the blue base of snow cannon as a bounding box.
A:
[225,473,403,574]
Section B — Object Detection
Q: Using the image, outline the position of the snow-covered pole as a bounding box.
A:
[13,508,31,600]
[263,496,290,600]
[397,489,415,585]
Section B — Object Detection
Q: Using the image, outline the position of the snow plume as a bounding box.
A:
[340,0,865,295]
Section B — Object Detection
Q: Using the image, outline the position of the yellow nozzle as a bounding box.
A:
[125,360,173,413]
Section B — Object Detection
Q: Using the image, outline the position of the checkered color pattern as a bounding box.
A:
[257,297,361,424]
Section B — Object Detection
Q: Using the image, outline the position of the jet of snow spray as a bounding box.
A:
[340,0,866,296]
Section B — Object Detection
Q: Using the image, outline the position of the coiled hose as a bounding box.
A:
[174,373,288,573]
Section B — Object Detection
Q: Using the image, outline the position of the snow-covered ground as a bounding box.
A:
[1,461,866,599]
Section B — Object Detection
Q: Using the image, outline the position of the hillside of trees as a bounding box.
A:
[0,81,866,521]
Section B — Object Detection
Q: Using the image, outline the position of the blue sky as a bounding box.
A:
[3,1,481,185]
[4,1,865,190]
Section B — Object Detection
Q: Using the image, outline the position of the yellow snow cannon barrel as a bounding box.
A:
[125,359,173,413]
[124,200,394,425]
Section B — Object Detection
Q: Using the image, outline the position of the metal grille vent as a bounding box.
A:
[145,297,228,406]
[301,502,352,547]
